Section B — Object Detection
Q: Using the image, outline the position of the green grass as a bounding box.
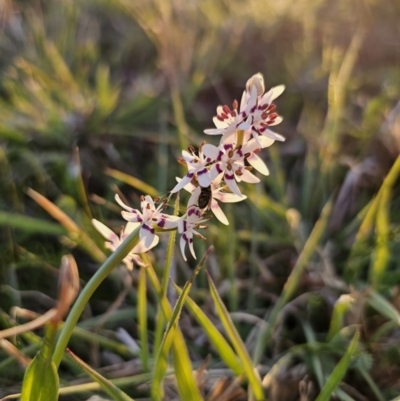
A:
[1,0,400,400]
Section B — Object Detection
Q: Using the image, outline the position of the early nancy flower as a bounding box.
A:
[202,137,274,197]
[203,86,258,143]
[179,173,247,225]
[92,219,156,270]
[115,194,173,249]
[171,145,213,193]
[176,206,209,261]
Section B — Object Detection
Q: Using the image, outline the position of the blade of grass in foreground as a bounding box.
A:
[345,155,400,282]
[207,272,265,401]
[20,324,59,401]
[143,254,204,401]
[138,265,149,371]
[253,198,333,365]
[315,331,359,401]
[67,349,133,401]
[172,281,244,376]
[151,248,210,400]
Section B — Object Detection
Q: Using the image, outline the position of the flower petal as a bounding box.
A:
[121,211,143,223]
[268,116,283,126]
[115,194,134,212]
[212,115,228,129]
[124,221,141,235]
[202,144,220,161]
[133,235,159,253]
[225,173,243,196]
[247,153,269,176]
[171,172,194,193]
[263,129,285,142]
[175,177,196,193]
[92,219,119,243]
[237,169,260,184]
[214,191,247,203]
[204,128,226,135]
[210,199,229,225]
[188,186,201,208]
[180,235,188,261]
[140,224,155,248]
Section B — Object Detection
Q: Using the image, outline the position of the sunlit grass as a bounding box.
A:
[1,0,400,400]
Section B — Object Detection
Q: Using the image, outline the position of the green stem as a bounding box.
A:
[52,227,140,368]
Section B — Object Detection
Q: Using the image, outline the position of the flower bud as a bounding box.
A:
[246,73,265,96]
[55,255,80,322]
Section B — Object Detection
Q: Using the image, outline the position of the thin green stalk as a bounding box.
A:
[138,265,149,371]
[52,227,140,368]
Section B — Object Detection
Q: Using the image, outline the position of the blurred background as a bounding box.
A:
[1,0,400,399]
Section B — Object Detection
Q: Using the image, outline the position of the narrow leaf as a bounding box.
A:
[138,265,149,371]
[207,272,265,401]
[105,168,159,197]
[143,254,203,401]
[20,324,59,401]
[151,248,211,400]
[172,281,244,376]
[315,331,359,401]
[67,349,134,401]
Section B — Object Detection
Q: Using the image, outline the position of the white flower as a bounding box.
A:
[177,206,208,261]
[202,137,274,197]
[115,194,175,248]
[203,87,258,142]
[248,83,285,144]
[171,145,213,194]
[204,73,285,145]
[178,173,246,225]
[92,219,157,270]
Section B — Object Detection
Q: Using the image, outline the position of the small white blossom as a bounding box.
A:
[204,73,285,145]
[177,206,208,261]
[178,173,246,225]
[92,219,156,270]
[171,145,213,194]
[202,137,274,197]
[203,86,258,142]
[115,194,175,248]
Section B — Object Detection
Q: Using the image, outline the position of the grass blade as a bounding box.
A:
[138,265,149,371]
[26,188,105,262]
[315,331,359,401]
[105,168,159,197]
[66,349,134,401]
[207,272,265,401]
[171,281,244,376]
[151,248,210,400]
[143,254,204,401]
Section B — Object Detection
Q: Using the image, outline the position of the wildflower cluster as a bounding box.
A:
[93,73,285,265]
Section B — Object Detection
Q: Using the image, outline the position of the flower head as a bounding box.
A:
[177,206,209,261]
[202,137,273,197]
[115,194,174,248]
[171,145,213,194]
[204,73,285,146]
[92,219,156,270]
[179,173,246,225]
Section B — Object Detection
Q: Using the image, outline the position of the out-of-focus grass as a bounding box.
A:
[1,0,400,400]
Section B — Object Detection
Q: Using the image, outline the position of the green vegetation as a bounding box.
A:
[1,0,400,400]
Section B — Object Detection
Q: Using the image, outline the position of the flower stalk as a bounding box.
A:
[52,227,140,368]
